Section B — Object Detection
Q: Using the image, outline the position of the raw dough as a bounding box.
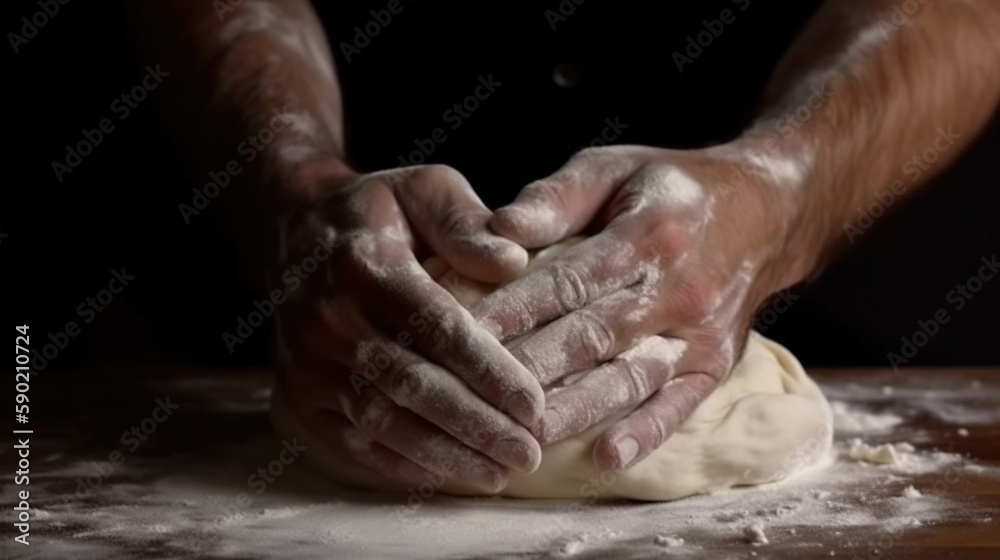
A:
[271,239,833,501]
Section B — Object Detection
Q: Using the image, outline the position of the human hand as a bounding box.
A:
[276,162,545,492]
[471,144,803,472]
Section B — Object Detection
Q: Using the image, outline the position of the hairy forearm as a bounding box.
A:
[129,0,352,272]
[738,0,1000,288]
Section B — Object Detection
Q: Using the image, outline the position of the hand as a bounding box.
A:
[276,162,545,492]
[470,144,801,472]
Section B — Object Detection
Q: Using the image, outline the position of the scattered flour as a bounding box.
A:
[822,381,1000,425]
[12,373,999,559]
[653,534,685,547]
[831,401,904,433]
[848,438,916,465]
[743,522,769,545]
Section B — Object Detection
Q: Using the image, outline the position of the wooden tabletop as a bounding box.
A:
[5,366,999,559]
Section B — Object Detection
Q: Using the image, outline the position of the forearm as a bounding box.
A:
[737,0,1000,288]
[129,0,353,270]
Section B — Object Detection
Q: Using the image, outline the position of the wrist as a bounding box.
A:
[276,156,359,215]
[701,135,815,301]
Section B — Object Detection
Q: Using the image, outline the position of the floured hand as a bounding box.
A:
[472,145,804,472]
[277,162,545,492]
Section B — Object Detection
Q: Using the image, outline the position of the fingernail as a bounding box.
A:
[507,389,541,425]
[471,464,507,493]
[615,437,639,469]
[539,409,563,443]
[496,438,539,473]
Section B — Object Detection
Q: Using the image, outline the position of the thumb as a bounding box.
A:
[395,164,529,282]
[490,148,634,248]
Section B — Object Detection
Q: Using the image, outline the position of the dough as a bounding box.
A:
[271,239,833,501]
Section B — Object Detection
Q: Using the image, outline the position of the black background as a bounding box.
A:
[2,0,998,373]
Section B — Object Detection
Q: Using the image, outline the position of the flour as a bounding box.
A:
[848,438,916,465]
[621,167,707,216]
[744,522,769,545]
[13,433,997,559]
[654,534,685,547]
[743,151,810,186]
[831,401,904,433]
[822,380,1000,425]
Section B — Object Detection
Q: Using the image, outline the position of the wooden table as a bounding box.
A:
[5,367,999,559]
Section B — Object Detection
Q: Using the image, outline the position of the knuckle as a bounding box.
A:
[523,177,566,205]
[421,307,473,359]
[439,207,482,240]
[354,395,396,436]
[575,310,616,363]
[387,364,428,408]
[550,263,591,312]
[646,221,695,258]
[484,294,535,341]
[571,146,605,165]
[546,402,593,443]
[342,235,378,272]
[621,359,651,403]
[513,346,545,381]
[410,163,467,188]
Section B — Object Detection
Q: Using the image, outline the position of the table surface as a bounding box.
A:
[4,366,999,560]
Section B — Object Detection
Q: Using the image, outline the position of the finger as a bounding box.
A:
[489,148,636,248]
[537,336,691,444]
[468,232,644,342]
[327,378,512,492]
[592,371,721,472]
[394,165,528,282]
[301,309,542,473]
[299,410,438,490]
[283,364,511,492]
[363,257,545,426]
[278,369,437,488]
[509,288,664,386]
[353,341,542,474]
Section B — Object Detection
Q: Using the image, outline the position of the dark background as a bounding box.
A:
[2,0,998,374]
